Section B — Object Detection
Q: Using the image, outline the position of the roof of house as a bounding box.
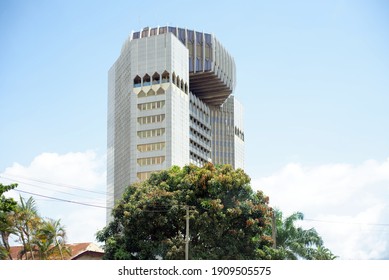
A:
[8,242,104,260]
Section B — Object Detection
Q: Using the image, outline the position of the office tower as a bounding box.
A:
[107,27,244,219]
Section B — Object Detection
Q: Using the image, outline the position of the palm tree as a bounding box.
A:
[35,218,69,259]
[272,210,325,260]
[14,196,41,260]
[310,245,337,260]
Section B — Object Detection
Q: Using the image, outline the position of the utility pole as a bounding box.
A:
[185,205,190,260]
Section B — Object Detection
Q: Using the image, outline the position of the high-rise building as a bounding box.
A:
[107,27,244,220]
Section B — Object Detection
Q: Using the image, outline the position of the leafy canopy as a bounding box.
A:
[97,163,274,260]
[270,210,337,260]
[1,184,70,260]
[0,183,17,214]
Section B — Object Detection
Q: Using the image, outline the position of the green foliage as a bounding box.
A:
[271,210,336,260]
[0,183,18,259]
[33,218,70,260]
[97,163,274,260]
[0,183,17,213]
[0,186,70,260]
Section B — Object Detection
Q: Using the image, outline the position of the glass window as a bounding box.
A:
[141,29,149,38]
[172,72,176,84]
[152,72,160,84]
[168,26,176,36]
[196,58,202,72]
[143,74,151,86]
[150,28,158,36]
[195,31,203,44]
[189,58,194,72]
[137,156,165,166]
[178,28,186,44]
[205,33,212,45]
[187,30,194,43]
[137,128,165,138]
[161,71,169,83]
[134,75,141,87]
[159,26,167,34]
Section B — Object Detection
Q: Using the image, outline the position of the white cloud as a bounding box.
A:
[0,151,107,244]
[252,157,389,259]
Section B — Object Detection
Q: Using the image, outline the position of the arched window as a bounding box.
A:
[143,74,151,86]
[152,72,160,85]
[176,75,181,88]
[161,71,169,83]
[134,75,141,88]
[180,79,184,91]
[184,82,188,94]
[172,72,176,84]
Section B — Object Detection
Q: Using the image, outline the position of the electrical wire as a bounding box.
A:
[4,174,389,228]
[303,218,389,227]
[1,173,110,195]
[1,176,105,203]
[12,189,110,210]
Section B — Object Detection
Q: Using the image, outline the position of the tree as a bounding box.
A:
[13,196,41,260]
[1,186,71,260]
[0,183,18,260]
[0,183,17,213]
[34,218,70,260]
[271,210,336,260]
[97,163,274,260]
[309,245,337,260]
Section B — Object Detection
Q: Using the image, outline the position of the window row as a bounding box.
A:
[137,142,166,152]
[190,115,210,133]
[137,128,165,138]
[190,127,211,144]
[190,99,210,118]
[137,100,165,111]
[133,71,188,94]
[134,71,169,88]
[190,139,211,155]
[137,156,165,166]
[138,114,165,125]
[188,57,212,72]
[172,72,188,93]
[137,88,165,97]
[132,27,212,49]
[190,151,208,165]
[137,171,158,181]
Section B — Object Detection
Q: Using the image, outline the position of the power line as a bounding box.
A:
[12,189,110,210]
[1,176,105,203]
[5,177,388,228]
[1,174,110,196]
[303,218,389,227]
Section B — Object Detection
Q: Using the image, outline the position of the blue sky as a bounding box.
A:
[1,0,389,259]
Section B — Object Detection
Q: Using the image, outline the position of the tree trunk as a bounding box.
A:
[1,232,13,260]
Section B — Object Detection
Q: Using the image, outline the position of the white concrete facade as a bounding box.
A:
[107,27,244,221]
